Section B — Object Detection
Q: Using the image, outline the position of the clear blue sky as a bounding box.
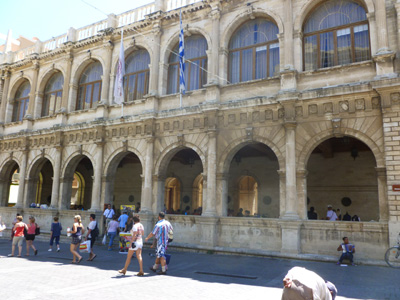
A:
[0,0,154,42]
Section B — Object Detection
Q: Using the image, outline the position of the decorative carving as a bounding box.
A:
[164,122,170,131]
[240,113,247,124]
[252,111,259,122]
[278,108,285,119]
[372,97,380,109]
[123,140,128,152]
[295,106,303,117]
[41,148,45,158]
[265,110,273,120]
[177,134,184,145]
[228,114,235,124]
[391,93,400,105]
[339,101,349,112]
[331,118,342,137]
[309,104,317,114]
[245,127,253,140]
[355,99,365,110]
[324,103,333,113]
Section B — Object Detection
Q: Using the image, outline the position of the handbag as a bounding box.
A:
[35,224,40,235]
[102,234,107,245]
[79,240,91,253]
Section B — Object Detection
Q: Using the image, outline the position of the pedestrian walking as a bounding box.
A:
[8,215,27,257]
[118,214,145,276]
[107,215,119,250]
[48,216,62,252]
[145,212,173,275]
[0,216,6,237]
[85,214,98,261]
[26,216,39,256]
[70,215,84,264]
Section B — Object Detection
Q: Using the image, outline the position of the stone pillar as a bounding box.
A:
[149,22,162,97]
[50,146,62,209]
[60,50,73,113]
[90,142,104,211]
[0,70,11,123]
[15,149,28,208]
[293,30,303,72]
[33,91,44,118]
[376,167,389,222]
[278,169,286,218]
[59,176,73,210]
[203,130,217,217]
[296,169,308,219]
[153,175,165,214]
[209,4,220,85]
[100,40,114,106]
[216,172,228,216]
[366,12,378,56]
[373,1,395,76]
[102,175,114,208]
[279,220,301,254]
[282,122,299,219]
[25,61,39,119]
[375,1,390,53]
[141,137,154,214]
[280,0,298,93]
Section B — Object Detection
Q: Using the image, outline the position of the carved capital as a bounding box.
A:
[331,118,342,137]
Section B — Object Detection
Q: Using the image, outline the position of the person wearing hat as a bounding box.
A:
[282,266,337,300]
[326,205,338,221]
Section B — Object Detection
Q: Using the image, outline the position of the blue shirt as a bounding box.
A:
[118,214,128,229]
[51,222,62,236]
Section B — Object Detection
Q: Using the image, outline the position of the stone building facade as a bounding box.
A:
[0,0,399,263]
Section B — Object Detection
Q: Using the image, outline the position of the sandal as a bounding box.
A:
[137,272,145,276]
[77,257,83,264]
[118,269,126,275]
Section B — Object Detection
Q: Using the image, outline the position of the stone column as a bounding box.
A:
[15,148,28,208]
[60,50,73,112]
[100,40,114,105]
[282,122,299,219]
[141,136,154,214]
[296,169,308,219]
[59,176,73,210]
[149,23,162,97]
[102,175,114,208]
[153,174,165,214]
[375,1,390,53]
[278,169,286,218]
[90,142,104,211]
[283,0,294,69]
[210,5,220,85]
[0,70,11,123]
[50,146,62,209]
[376,167,389,222]
[25,61,39,119]
[155,0,166,11]
[203,130,217,217]
[216,172,228,216]
[373,1,395,76]
[366,12,378,56]
[33,91,44,118]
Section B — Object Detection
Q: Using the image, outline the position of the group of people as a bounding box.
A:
[308,205,361,222]
[7,214,39,257]
[4,209,173,277]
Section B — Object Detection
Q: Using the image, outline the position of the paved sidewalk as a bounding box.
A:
[0,238,399,300]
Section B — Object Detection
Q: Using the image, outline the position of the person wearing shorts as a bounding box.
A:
[118,215,144,276]
[9,215,27,257]
[85,214,98,261]
[70,215,84,264]
[145,212,173,275]
[26,216,38,256]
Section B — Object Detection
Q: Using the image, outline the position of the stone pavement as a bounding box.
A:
[0,238,399,300]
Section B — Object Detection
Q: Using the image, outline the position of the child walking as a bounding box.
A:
[49,217,62,252]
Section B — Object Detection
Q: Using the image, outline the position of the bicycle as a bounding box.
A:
[385,233,400,268]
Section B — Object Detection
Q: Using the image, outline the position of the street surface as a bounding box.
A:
[0,238,399,300]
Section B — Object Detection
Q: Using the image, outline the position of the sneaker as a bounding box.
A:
[57,248,60,252]
[48,249,52,252]
[7,254,14,257]
[157,270,167,275]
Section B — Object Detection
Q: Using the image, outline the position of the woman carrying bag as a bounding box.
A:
[118,214,145,276]
[70,215,84,264]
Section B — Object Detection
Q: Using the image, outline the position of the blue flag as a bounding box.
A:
[179,10,185,95]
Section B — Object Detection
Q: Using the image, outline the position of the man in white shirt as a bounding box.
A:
[282,267,337,300]
[0,216,6,237]
[326,205,338,221]
[103,204,115,227]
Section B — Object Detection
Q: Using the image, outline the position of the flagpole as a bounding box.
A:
[180,92,182,109]
[121,102,124,118]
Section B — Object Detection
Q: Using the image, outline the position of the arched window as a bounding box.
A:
[124,49,150,101]
[229,19,280,84]
[42,72,64,117]
[167,35,208,94]
[76,61,103,110]
[12,81,30,122]
[303,0,370,70]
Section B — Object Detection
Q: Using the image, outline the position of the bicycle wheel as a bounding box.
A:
[385,246,400,268]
